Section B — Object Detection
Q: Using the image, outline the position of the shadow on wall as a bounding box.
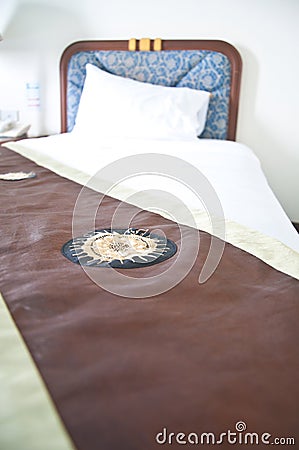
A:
[3,1,86,49]
[0,0,18,37]
[0,2,87,136]
[237,45,299,219]
[237,46,260,150]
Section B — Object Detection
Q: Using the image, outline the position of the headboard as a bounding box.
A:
[60,39,242,140]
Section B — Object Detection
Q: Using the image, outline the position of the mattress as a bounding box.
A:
[5,134,299,274]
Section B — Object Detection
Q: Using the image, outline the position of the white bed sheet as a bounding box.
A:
[4,133,299,254]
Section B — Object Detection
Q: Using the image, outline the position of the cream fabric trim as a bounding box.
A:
[192,213,299,280]
[4,140,299,281]
[0,293,75,450]
[107,186,299,281]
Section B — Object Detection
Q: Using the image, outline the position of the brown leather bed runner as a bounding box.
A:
[0,146,298,449]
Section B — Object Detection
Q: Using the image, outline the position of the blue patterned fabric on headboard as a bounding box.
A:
[67,50,231,139]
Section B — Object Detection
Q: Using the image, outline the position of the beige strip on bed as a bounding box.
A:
[0,293,75,450]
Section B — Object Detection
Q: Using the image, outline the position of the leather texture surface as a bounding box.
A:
[67,50,231,139]
[1,146,299,450]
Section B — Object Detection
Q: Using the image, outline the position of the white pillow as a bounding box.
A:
[73,63,210,140]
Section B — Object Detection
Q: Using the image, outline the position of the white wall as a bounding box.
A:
[0,0,298,220]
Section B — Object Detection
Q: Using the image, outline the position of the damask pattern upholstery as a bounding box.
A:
[66,50,231,139]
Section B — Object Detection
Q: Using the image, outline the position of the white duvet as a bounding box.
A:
[4,134,299,279]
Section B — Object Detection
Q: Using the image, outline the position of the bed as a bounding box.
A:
[1,39,299,450]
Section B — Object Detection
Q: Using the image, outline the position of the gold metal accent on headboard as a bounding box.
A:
[139,38,151,51]
[128,38,163,51]
[153,38,162,51]
[128,38,137,51]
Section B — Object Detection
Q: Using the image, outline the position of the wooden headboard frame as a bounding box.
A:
[60,39,242,140]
